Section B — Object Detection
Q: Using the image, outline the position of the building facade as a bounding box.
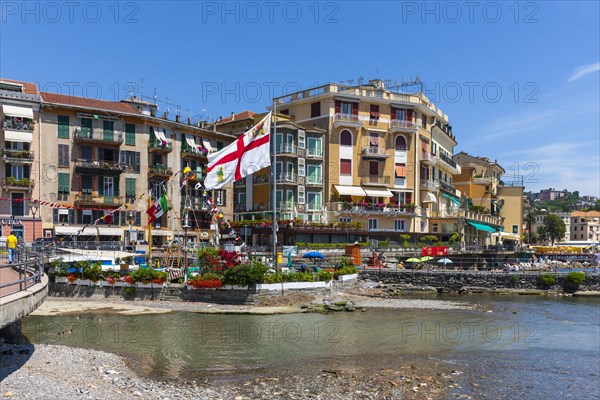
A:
[1,78,235,245]
[570,211,600,243]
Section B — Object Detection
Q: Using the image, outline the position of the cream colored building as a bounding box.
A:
[1,78,235,245]
[570,211,600,243]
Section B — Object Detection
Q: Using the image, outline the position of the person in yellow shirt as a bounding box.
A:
[6,231,18,264]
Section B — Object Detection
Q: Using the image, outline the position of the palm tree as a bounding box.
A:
[525,212,536,243]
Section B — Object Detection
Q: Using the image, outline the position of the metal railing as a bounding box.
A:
[1,149,35,162]
[276,143,297,156]
[0,244,44,298]
[2,117,34,131]
[1,177,35,188]
[74,128,124,144]
[389,119,417,131]
[74,159,124,171]
[360,175,391,185]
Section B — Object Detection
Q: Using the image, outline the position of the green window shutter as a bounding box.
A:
[103,121,114,142]
[125,123,135,145]
[82,175,93,192]
[58,115,70,138]
[98,176,104,196]
[58,173,69,193]
[114,177,120,196]
[126,178,136,198]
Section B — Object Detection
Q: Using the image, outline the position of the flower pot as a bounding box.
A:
[55,277,68,284]
[76,279,92,286]
[114,282,133,287]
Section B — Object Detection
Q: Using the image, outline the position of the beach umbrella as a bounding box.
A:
[438,258,453,266]
[303,251,325,259]
[406,257,421,263]
[420,256,434,262]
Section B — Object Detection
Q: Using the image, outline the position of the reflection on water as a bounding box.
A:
[23,295,600,398]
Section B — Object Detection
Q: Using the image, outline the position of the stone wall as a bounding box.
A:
[360,270,600,293]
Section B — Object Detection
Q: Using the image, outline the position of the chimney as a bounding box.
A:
[231,112,235,121]
[175,115,180,123]
[187,117,192,125]
[163,112,168,119]
[150,109,156,117]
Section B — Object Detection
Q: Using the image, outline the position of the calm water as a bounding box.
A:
[22,295,600,399]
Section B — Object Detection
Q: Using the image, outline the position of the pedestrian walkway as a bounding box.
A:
[0,263,29,297]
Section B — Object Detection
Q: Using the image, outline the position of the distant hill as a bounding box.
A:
[526,190,600,212]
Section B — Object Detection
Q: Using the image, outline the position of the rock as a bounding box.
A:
[133,391,142,396]
[3,392,14,397]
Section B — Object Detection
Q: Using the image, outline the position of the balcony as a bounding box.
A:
[465,210,503,226]
[234,179,246,188]
[2,117,34,132]
[276,172,298,184]
[74,159,124,175]
[1,177,34,190]
[279,201,296,211]
[361,146,390,159]
[329,202,416,215]
[148,165,173,178]
[149,139,173,154]
[420,151,438,165]
[306,148,323,159]
[306,176,323,186]
[333,113,362,128]
[74,128,123,145]
[437,153,461,174]
[74,193,124,207]
[1,149,34,163]
[181,143,207,159]
[474,175,492,185]
[234,204,247,212]
[420,179,439,190]
[276,143,298,157]
[439,181,458,196]
[433,120,457,142]
[360,175,391,186]
[389,119,417,133]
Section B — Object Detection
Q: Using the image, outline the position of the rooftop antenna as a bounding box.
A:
[127,81,135,98]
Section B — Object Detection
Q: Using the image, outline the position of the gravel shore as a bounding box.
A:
[1,343,463,399]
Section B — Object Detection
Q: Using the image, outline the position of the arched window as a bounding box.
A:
[340,130,352,146]
[395,135,407,151]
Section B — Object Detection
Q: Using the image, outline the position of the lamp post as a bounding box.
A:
[27,199,39,243]
[127,211,134,248]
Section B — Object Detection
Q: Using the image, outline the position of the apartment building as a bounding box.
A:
[1,78,235,245]
[0,79,42,241]
[570,211,600,243]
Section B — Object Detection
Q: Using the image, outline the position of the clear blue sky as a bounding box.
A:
[1,1,599,195]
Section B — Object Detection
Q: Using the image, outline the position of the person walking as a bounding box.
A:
[6,231,18,264]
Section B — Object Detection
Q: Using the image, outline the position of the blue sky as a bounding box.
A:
[1,1,599,195]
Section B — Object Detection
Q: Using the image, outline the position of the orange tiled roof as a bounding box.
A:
[41,92,140,115]
[571,211,600,218]
[216,111,256,124]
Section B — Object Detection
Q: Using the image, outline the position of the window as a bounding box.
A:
[298,158,305,177]
[103,176,114,197]
[432,142,437,155]
[311,102,321,118]
[58,173,70,201]
[80,146,92,160]
[340,216,351,223]
[58,115,70,138]
[395,135,407,150]
[298,186,305,204]
[11,193,24,216]
[80,118,93,136]
[125,178,136,202]
[512,225,519,234]
[341,101,352,115]
[307,164,322,184]
[58,209,70,223]
[125,123,135,145]
[340,159,352,175]
[237,192,246,205]
[307,137,322,157]
[394,220,405,231]
[431,223,439,233]
[214,189,226,206]
[120,151,140,172]
[421,113,426,128]
[58,144,69,166]
[307,191,322,211]
[369,104,380,121]
[395,163,406,178]
[217,141,224,151]
[82,210,93,224]
[340,130,352,145]
[368,218,378,230]
[81,175,93,194]
[369,161,379,175]
[10,165,25,179]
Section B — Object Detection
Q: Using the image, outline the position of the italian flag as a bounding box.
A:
[147,194,169,224]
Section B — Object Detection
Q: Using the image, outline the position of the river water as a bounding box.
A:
[22,295,600,399]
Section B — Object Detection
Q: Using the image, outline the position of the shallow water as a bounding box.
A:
[22,295,600,399]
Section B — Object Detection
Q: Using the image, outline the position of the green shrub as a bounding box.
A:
[82,262,103,281]
[263,272,283,284]
[316,270,333,282]
[334,257,354,270]
[510,274,519,284]
[539,273,556,288]
[223,261,268,286]
[123,287,136,297]
[566,271,585,285]
[334,265,357,277]
[129,267,167,283]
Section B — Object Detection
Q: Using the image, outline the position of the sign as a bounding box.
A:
[422,246,448,256]
[1,218,23,226]
[282,246,298,257]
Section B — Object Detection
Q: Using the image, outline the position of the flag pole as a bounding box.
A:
[272,102,278,270]
[147,193,153,267]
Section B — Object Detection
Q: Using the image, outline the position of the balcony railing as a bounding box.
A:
[329,202,417,215]
[276,172,297,183]
[74,159,124,173]
[181,143,207,158]
[74,193,124,206]
[389,119,417,132]
[360,175,391,185]
[276,143,297,156]
[420,179,439,190]
[333,112,362,127]
[279,201,296,211]
[149,165,173,176]
[1,149,34,162]
[439,153,457,168]
[306,176,323,186]
[74,128,123,144]
[149,140,173,153]
[2,177,34,189]
[2,118,34,131]
[306,148,323,158]
[421,151,438,164]
[361,146,390,158]
[439,181,457,195]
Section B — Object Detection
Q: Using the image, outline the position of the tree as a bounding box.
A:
[525,212,537,243]
[542,214,566,245]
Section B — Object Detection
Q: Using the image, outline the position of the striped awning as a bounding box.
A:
[442,192,461,206]
[467,221,497,233]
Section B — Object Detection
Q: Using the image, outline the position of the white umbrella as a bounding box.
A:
[438,258,453,266]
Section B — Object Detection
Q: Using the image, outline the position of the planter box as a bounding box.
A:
[75,279,92,286]
[97,280,115,287]
[114,281,134,287]
[136,282,166,289]
[55,277,68,284]
[336,273,358,282]
[222,285,249,290]
[256,281,332,291]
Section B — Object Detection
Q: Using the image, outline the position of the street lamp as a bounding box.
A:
[28,199,39,243]
[127,211,134,248]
